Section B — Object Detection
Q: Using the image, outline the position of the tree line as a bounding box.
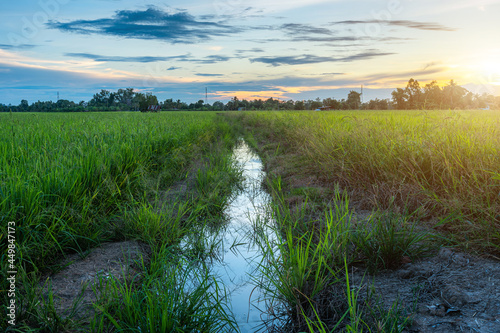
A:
[1,79,499,112]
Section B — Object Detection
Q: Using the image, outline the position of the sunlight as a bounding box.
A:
[481,60,500,85]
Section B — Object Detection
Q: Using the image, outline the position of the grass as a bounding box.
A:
[90,244,237,333]
[251,175,427,332]
[3,109,496,332]
[232,110,500,252]
[0,111,242,331]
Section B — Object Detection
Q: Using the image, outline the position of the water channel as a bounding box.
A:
[209,139,275,332]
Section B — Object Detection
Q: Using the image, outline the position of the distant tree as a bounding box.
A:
[442,80,467,109]
[422,81,442,109]
[405,78,422,109]
[294,100,305,110]
[391,88,408,109]
[135,92,159,112]
[19,99,29,111]
[347,91,361,109]
[212,101,224,110]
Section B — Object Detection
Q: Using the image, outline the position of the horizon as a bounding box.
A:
[1,0,500,105]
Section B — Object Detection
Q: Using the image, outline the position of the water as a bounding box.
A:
[212,140,274,332]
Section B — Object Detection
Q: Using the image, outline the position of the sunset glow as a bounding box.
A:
[1,0,499,103]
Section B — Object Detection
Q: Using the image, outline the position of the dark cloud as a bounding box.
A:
[48,7,242,43]
[423,61,441,70]
[332,20,456,31]
[65,52,232,64]
[167,66,181,71]
[280,23,334,36]
[235,48,265,54]
[65,53,189,63]
[195,73,224,77]
[0,44,36,50]
[251,51,394,66]
[191,55,232,64]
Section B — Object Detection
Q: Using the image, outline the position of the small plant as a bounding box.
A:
[353,211,433,272]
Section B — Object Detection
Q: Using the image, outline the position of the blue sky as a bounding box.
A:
[1,0,500,104]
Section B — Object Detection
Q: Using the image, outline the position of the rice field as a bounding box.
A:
[0,111,242,331]
[234,110,500,251]
[2,109,499,332]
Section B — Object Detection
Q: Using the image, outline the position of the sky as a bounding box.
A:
[1,0,500,104]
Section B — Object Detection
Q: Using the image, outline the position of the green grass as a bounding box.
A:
[0,111,242,331]
[254,177,419,332]
[233,110,500,251]
[90,244,237,333]
[4,109,496,332]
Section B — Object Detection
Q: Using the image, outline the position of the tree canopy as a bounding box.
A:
[2,79,499,112]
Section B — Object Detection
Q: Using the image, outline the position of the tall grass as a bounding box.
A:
[0,111,241,330]
[234,110,500,250]
[91,244,237,333]
[255,177,419,332]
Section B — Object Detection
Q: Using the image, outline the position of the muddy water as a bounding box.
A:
[211,140,274,332]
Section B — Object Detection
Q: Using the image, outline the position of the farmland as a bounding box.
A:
[1,110,500,332]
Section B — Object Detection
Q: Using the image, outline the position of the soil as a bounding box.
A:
[39,241,149,321]
[350,247,500,332]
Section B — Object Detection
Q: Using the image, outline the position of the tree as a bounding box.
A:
[294,100,305,110]
[391,88,408,109]
[405,78,422,109]
[19,99,29,111]
[347,91,361,109]
[442,80,467,109]
[135,92,159,112]
[212,101,224,110]
[422,81,442,109]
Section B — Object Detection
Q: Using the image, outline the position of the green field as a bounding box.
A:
[1,112,242,331]
[235,110,500,250]
[2,110,499,332]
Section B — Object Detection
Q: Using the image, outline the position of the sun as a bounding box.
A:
[480,61,500,85]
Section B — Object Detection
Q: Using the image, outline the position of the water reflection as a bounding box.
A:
[213,140,274,332]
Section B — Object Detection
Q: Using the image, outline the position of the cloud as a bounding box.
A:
[235,48,265,54]
[65,53,189,63]
[167,66,181,71]
[191,55,232,64]
[423,61,442,70]
[65,52,232,64]
[251,51,394,66]
[48,7,242,43]
[195,73,224,77]
[280,23,334,36]
[0,44,36,50]
[332,20,456,31]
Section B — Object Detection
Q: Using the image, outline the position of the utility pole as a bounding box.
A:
[360,85,364,110]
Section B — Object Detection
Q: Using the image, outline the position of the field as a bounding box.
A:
[235,110,500,250]
[1,110,500,332]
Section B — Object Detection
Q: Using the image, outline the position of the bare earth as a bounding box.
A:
[350,247,500,332]
[40,241,149,322]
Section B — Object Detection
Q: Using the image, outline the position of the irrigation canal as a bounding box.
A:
[209,140,276,332]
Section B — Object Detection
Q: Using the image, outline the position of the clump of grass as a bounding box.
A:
[118,201,192,245]
[353,211,435,272]
[254,176,422,332]
[91,244,237,333]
